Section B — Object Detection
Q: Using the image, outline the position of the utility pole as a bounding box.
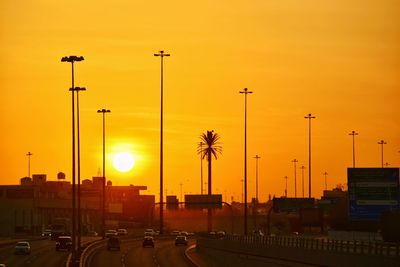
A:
[292,159,298,198]
[304,114,316,198]
[349,131,358,168]
[26,152,33,178]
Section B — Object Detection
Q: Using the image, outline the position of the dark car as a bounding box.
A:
[107,236,120,251]
[142,236,154,248]
[56,236,72,251]
[175,235,188,246]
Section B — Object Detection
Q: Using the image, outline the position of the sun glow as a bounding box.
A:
[112,152,135,172]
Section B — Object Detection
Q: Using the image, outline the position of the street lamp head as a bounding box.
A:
[304,113,316,119]
[97,109,111,113]
[154,50,170,57]
[239,88,253,94]
[61,55,85,62]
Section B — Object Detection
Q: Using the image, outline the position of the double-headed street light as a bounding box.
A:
[378,140,387,168]
[239,88,253,235]
[284,176,288,198]
[323,171,328,190]
[73,86,86,253]
[26,152,33,178]
[97,109,111,239]
[349,131,358,168]
[61,55,84,265]
[154,50,170,235]
[292,159,298,198]
[304,113,316,198]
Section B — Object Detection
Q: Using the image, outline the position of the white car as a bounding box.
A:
[144,229,155,236]
[105,230,118,238]
[14,241,31,255]
[117,229,128,236]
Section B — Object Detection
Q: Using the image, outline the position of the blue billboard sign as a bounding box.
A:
[348,168,399,221]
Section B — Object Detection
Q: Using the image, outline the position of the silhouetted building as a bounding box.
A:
[0,174,154,236]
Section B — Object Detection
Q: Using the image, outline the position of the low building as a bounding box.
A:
[0,174,154,236]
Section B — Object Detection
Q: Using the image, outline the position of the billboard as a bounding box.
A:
[184,194,222,209]
[348,168,399,221]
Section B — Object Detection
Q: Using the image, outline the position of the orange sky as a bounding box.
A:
[1,0,399,201]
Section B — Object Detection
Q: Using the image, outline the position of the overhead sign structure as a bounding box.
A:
[184,194,222,209]
[272,197,315,213]
[348,168,399,221]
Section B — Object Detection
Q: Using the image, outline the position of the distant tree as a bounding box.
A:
[198,130,222,232]
[198,130,222,196]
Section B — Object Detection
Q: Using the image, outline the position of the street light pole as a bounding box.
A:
[26,152,33,178]
[284,176,288,198]
[154,50,170,235]
[300,166,305,198]
[292,159,298,198]
[97,109,111,239]
[254,155,261,202]
[75,86,86,253]
[304,113,316,198]
[61,55,84,266]
[323,171,328,191]
[378,140,387,168]
[240,88,253,236]
[200,142,204,195]
[349,131,358,168]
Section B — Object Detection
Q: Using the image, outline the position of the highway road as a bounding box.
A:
[88,236,196,267]
[0,237,99,267]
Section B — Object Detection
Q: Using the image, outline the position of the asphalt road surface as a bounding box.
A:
[88,236,195,267]
[0,237,99,267]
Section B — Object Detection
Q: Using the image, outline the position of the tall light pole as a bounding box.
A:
[74,86,86,253]
[240,88,253,235]
[26,152,33,178]
[254,155,261,202]
[292,159,298,198]
[323,171,328,191]
[349,131,358,168]
[154,50,170,234]
[284,176,288,198]
[97,108,111,239]
[304,113,316,198]
[200,142,204,195]
[300,166,305,198]
[61,55,84,265]
[378,140,387,168]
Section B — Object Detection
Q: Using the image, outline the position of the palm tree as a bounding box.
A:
[198,130,222,232]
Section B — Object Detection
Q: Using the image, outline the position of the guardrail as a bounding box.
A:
[196,234,400,267]
[224,234,400,257]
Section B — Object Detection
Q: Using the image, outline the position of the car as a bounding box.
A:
[144,228,155,236]
[105,229,118,238]
[14,241,31,255]
[56,236,72,251]
[179,231,189,236]
[175,235,188,246]
[216,231,226,238]
[41,229,52,238]
[117,229,128,236]
[142,236,154,247]
[107,236,120,251]
[171,230,180,236]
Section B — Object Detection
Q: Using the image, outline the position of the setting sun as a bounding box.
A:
[112,152,135,173]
